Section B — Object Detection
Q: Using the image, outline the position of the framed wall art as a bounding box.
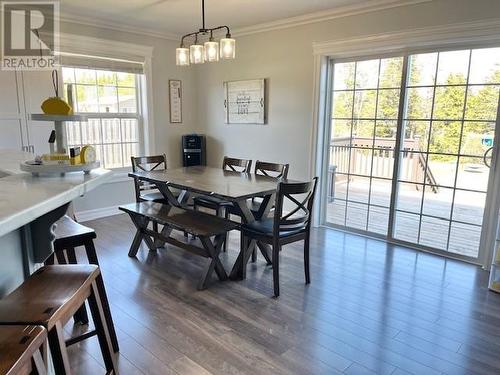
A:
[223,79,266,124]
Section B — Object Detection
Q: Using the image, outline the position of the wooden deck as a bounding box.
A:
[63,214,500,375]
[327,179,483,258]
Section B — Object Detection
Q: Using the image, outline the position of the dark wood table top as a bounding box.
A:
[129,166,289,201]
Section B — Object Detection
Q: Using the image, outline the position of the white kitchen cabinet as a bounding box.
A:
[0,69,61,154]
[0,71,27,149]
[21,70,60,155]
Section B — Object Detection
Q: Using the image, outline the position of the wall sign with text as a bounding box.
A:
[169,79,182,123]
[224,79,266,124]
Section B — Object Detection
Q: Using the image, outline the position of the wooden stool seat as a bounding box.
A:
[0,265,98,328]
[54,216,96,246]
[0,325,47,375]
[0,265,117,374]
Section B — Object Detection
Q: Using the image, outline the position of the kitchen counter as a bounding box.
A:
[0,148,111,296]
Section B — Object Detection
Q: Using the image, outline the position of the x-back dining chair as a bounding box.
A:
[239,177,318,297]
[131,154,170,204]
[193,156,252,251]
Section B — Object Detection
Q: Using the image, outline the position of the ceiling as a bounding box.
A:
[60,0,397,38]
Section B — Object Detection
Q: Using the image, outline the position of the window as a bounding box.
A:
[327,47,500,260]
[61,67,142,169]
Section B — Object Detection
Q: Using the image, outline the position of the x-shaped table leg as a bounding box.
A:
[198,234,228,290]
[127,213,157,257]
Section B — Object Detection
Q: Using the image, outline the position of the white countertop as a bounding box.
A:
[0,149,111,237]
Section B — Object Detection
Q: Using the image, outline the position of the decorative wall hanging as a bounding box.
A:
[169,79,182,123]
[223,79,266,124]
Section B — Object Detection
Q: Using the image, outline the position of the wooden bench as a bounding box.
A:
[119,201,239,290]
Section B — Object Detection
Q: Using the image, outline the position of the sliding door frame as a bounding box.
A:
[312,20,500,268]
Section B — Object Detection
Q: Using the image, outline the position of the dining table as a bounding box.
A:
[128,165,283,279]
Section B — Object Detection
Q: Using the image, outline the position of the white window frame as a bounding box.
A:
[62,67,144,171]
[311,19,500,269]
[57,33,155,182]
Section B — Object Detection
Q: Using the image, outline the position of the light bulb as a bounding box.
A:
[204,41,219,62]
[190,44,205,64]
[220,38,235,60]
[176,47,190,66]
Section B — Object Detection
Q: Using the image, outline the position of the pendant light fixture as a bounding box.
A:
[176,0,235,66]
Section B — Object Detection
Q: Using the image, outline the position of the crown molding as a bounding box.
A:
[59,11,180,41]
[232,0,433,37]
[312,18,500,57]
[57,0,433,42]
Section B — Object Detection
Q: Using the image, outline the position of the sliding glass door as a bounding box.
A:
[328,56,403,235]
[326,47,500,261]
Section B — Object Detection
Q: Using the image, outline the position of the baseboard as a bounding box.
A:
[75,205,125,222]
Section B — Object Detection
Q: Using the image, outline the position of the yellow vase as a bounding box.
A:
[41,97,73,115]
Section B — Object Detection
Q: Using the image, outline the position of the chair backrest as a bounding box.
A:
[130,154,167,202]
[222,156,252,173]
[273,177,318,236]
[255,160,289,179]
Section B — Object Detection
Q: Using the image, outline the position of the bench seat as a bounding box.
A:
[119,201,238,237]
[119,201,237,289]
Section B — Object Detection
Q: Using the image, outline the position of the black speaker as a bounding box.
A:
[182,134,206,167]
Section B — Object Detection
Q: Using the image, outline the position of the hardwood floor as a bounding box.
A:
[64,213,500,375]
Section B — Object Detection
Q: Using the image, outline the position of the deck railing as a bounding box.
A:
[328,137,438,199]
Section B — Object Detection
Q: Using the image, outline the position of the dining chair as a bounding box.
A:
[247,160,290,215]
[226,159,290,236]
[193,156,252,251]
[239,177,318,297]
[131,154,170,203]
[255,160,289,179]
[132,154,182,239]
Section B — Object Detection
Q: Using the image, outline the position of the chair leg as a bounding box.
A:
[304,236,310,284]
[84,239,120,353]
[87,281,118,374]
[65,247,90,325]
[48,321,71,375]
[251,247,257,263]
[223,209,229,253]
[32,349,47,375]
[240,234,247,280]
[272,240,280,297]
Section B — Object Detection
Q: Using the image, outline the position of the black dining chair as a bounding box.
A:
[193,156,252,251]
[224,160,290,260]
[131,154,170,204]
[239,177,318,297]
[248,160,289,215]
[131,154,182,238]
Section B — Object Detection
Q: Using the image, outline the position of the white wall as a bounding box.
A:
[194,0,500,181]
[59,22,202,216]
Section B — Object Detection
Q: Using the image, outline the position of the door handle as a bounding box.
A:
[484,146,493,168]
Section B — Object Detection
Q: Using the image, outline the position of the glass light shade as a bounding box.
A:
[220,38,236,59]
[204,41,219,62]
[190,44,205,64]
[176,47,190,66]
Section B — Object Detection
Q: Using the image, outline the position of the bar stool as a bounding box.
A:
[0,265,117,375]
[47,215,119,353]
[0,325,48,375]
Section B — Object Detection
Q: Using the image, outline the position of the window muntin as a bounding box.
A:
[62,67,142,169]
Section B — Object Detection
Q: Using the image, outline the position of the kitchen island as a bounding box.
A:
[0,149,111,297]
